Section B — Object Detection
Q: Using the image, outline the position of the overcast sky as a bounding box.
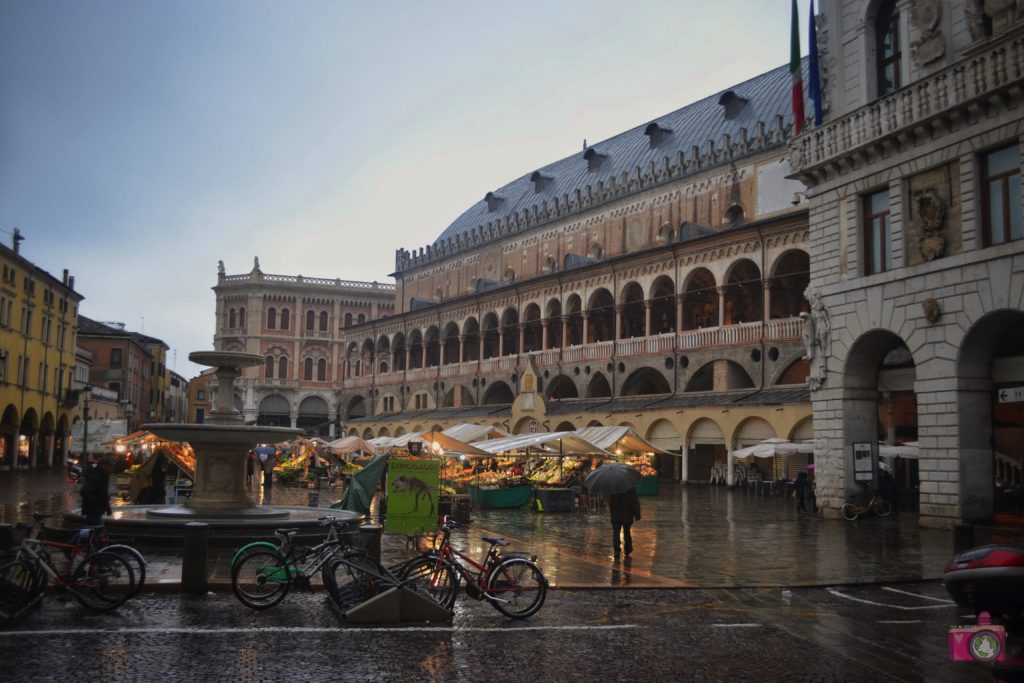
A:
[0,0,807,379]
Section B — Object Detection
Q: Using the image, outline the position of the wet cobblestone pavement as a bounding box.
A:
[0,584,987,682]
[1,471,954,589]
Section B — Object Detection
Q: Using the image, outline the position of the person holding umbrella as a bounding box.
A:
[584,463,643,559]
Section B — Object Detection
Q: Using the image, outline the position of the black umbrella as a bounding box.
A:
[583,463,642,495]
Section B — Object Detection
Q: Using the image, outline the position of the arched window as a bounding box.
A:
[319,311,328,331]
[344,313,353,327]
[267,307,277,329]
[265,356,274,379]
[228,309,236,328]
[357,313,366,324]
[725,205,745,228]
[304,358,313,380]
[280,308,290,330]
[317,358,327,381]
[278,356,288,379]
[306,310,315,331]
[875,0,901,97]
[239,308,246,327]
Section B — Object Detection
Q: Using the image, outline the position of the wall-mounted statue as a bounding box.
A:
[802,284,832,391]
[915,187,947,261]
[911,0,945,65]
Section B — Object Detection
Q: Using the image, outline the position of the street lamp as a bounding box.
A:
[81,385,92,461]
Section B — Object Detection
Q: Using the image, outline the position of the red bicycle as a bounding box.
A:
[399,515,548,619]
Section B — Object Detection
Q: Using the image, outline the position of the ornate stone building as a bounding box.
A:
[212,258,395,436]
[790,0,1024,528]
[336,62,816,482]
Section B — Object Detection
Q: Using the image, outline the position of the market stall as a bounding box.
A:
[109,431,196,503]
[469,432,612,511]
[574,426,674,496]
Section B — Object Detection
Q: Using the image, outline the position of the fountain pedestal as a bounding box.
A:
[144,351,302,520]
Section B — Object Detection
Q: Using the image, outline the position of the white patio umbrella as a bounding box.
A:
[731,438,814,459]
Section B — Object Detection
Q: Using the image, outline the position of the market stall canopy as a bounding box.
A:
[574,426,675,456]
[383,430,489,456]
[325,435,378,456]
[731,438,814,459]
[442,423,509,444]
[879,442,919,459]
[470,431,611,457]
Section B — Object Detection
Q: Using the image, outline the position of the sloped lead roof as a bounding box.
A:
[431,60,803,247]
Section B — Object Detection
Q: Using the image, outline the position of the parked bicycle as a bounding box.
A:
[841,488,893,520]
[4,514,137,612]
[399,515,548,619]
[231,516,378,610]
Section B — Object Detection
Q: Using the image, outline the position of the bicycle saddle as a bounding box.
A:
[274,528,301,538]
[482,536,510,547]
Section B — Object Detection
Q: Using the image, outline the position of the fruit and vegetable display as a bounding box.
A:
[625,456,658,477]
[526,458,582,486]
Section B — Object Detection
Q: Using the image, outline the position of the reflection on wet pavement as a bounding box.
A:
[0,471,954,589]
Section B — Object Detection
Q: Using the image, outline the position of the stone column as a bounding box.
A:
[458,335,465,364]
[421,344,427,368]
[763,279,773,322]
[498,329,505,356]
[726,447,734,486]
[581,311,590,344]
[561,315,569,348]
[404,346,411,371]
[518,323,525,355]
[717,287,726,328]
[615,305,623,341]
[541,320,550,350]
[644,300,652,337]
[676,294,684,333]
[479,334,486,361]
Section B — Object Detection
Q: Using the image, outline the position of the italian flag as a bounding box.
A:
[790,0,805,134]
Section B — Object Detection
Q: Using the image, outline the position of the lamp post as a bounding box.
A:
[81,385,92,461]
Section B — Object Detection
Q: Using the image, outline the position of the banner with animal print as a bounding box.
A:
[386,458,440,534]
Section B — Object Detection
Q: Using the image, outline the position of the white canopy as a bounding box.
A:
[732,437,814,459]
[879,442,919,459]
[325,435,378,456]
[442,423,509,443]
[574,426,675,456]
[369,430,488,456]
[470,431,611,457]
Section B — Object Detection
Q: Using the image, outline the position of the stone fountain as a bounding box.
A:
[144,351,299,519]
[66,350,362,542]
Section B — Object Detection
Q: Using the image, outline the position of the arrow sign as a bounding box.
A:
[998,386,1024,404]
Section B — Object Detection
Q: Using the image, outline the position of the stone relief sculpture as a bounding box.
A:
[217,260,225,275]
[911,0,945,65]
[802,284,831,391]
[915,187,947,261]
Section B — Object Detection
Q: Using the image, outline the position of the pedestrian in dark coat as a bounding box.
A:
[80,457,114,526]
[794,470,809,513]
[606,488,641,558]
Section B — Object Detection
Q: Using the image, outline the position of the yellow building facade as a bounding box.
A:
[0,233,84,470]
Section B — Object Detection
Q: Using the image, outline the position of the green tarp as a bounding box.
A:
[331,454,388,514]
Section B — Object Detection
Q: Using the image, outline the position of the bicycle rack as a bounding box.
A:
[0,566,42,623]
[325,558,452,624]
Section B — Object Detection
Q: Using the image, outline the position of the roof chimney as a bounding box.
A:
[12,228,23,255]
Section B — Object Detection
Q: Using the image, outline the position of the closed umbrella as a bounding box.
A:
[584,463,642,495]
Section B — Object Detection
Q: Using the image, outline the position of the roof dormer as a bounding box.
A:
[484,191,504,212]
[583,147,608,172]
[530,171,553,193]
[644,122,672,148]
[718,90,749,120]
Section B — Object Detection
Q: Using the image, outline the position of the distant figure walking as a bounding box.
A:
[606,488,641,558]
[795,470,810,513]
[80,456,114,526]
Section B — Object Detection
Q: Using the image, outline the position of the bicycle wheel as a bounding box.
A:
[71,552,135,612]
[399,556,458,610]
[841,503,859,521]
[873,498,893,517]
[232,549,291,610]
[485,558,547,619]
[323,551,384,605]
[99,545,146,598]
